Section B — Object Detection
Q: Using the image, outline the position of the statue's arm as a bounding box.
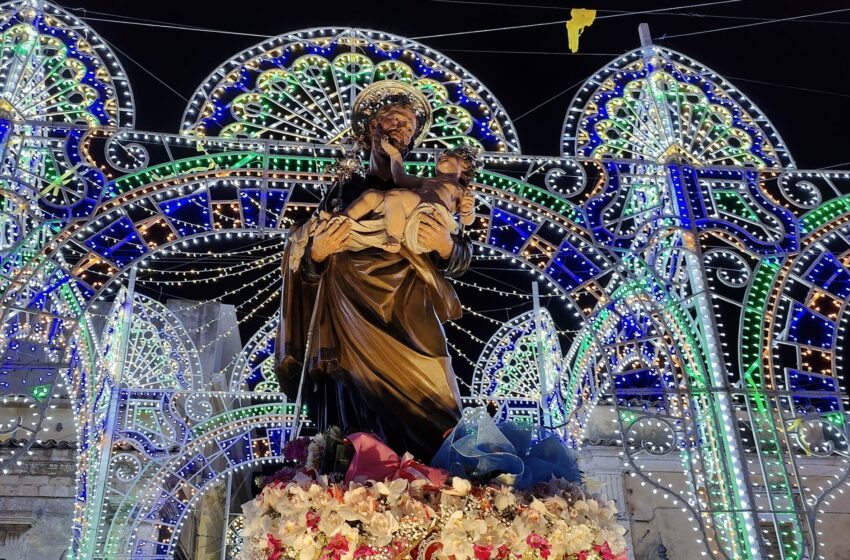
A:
[300,236,327,284]
[390,157,424,190]
[297,181,344,284]
[434,231,473,278]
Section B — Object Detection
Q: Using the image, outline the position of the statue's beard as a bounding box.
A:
[373,123,410,157]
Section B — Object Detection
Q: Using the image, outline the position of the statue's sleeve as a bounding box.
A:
[296,180,343,284]
[434,231,473,278]
[299,236,327,284]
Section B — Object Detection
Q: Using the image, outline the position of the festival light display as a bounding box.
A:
[0,2,848,559]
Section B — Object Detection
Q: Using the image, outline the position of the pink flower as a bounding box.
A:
[267,533,284,560]
[593,543,625,560]
[474,544,493,560]
[306,510,320,532]
[320,533,350,560]
[354,545,377,558]
[526,533,551,559]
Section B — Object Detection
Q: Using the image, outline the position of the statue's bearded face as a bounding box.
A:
[368,105,418,155]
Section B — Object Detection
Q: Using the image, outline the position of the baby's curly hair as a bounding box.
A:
[442,144,482,186]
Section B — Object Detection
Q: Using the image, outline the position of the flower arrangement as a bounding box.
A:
[238,414,628,560]
[239,470,626,560]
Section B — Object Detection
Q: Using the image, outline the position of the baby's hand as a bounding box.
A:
[459,191,475,216]
[380,136,402,159]
[459,190,475,225]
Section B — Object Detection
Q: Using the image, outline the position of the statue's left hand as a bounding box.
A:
[417,211,454,260]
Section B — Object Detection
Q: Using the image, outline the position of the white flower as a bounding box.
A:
[463,518,489,541]
[374,478,408,505]
[441,535,474,560]
[442,477,472,496]
[582,475,606,493]
[563,523,596,554]
[340,486,378,522]
[315,509,343,535]
[493,485,516,511]
[292,532,319,560]
[366,510,399,547]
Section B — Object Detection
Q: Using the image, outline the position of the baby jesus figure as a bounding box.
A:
[339,140,480,254]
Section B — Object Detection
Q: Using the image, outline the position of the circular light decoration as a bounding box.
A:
[229,316,281,393]
[98,288,203,391]
[779,175,822,209]
[0,0,134,126]
[703,248,752,288]
[181,27,519,152]
[562,45,794,169]
[468,308,567,427]
[225,515,245,560]
[624,415,676,456]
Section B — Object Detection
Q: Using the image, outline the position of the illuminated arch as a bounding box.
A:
[228,315,279,393]
[181,27,520,152]
[562,45,795,169]
[0,0,135,127]
[467,308,568,429]
[86,389,299,559]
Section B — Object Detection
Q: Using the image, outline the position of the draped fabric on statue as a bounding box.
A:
[277,174,471,459]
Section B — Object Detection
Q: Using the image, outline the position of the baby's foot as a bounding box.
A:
[383,235,401,253]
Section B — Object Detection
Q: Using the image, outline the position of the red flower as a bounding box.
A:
[495,545,510,560]
[474,544,493,560]
[306,511,320,532]
[267,533,284,560]
[526,533,551,559]
[593,543,624,560]
[320,533,350,560]
[354,545,377,558]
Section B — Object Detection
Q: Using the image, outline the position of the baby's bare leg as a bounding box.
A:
[344,189,385,220]
[384,189,421,252]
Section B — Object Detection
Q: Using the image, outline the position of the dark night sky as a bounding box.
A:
[60,0,850,170]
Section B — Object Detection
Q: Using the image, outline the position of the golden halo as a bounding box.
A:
[351,81,433,148]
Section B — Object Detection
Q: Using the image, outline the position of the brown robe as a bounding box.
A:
[277,175,470,459]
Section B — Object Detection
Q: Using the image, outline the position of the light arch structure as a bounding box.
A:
[562,44,795,169]
[0,5,848,560]
[181,27,520,153]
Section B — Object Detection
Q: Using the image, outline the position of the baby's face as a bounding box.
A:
[436,154,463,175]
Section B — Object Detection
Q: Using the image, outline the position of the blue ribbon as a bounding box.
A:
[431,407,580,490]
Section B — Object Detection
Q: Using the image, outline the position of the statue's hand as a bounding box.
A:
[310,216,351,262]
[459,190,475,220]
[380,135,402,160]
[417,211,454,260]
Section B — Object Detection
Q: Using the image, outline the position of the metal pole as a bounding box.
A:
[531,281,551,438]
[291,276,324,439]
[83,266,137,558]
[219,471,233,560]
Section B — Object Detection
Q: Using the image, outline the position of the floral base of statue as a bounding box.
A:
[239,411,627,560]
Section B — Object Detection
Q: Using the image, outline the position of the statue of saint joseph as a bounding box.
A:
[277,81,474,459]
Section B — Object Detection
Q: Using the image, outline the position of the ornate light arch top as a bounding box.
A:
[181,27,520,152]
[0,0,134,126]
[562,45,795,169]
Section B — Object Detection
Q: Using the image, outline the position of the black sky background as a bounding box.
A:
[60,0,850,169]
